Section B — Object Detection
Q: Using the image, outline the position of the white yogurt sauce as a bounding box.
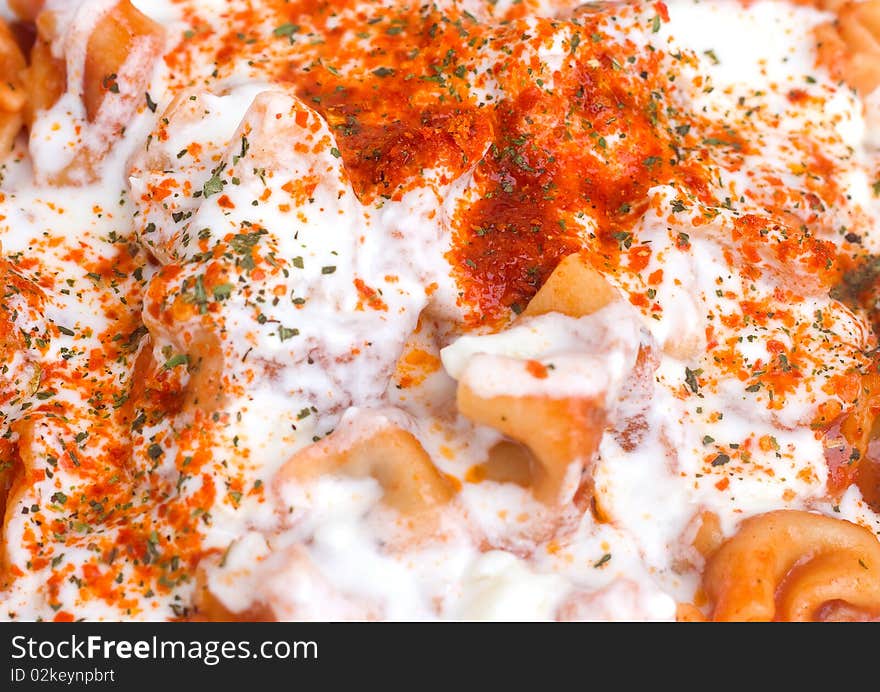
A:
[0,0,878,621]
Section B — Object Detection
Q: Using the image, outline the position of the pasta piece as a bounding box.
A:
[82,0,163,122]
[458,253,618,505]
[0,19,26,154]
[22,25,65,127]
[691,510,724,560]
[828,373,880,508]
[191,566,274,622]
[837,0,880,94]
[522,253,619,319]
[8,0,44,21]
[703,510,880,621]
[121,327,226,454]
[776,551,880,621]
[816,599,880,621]
[815,0,880,95]
[468,440,534,487]
[193,541,380,622]
[0,437,19,546]
[25,1,163,183]
[675,603,707,622]
[180,331,225,413]
[279,424,455,522]
[192,588,273,622]
[672,510,723,582]
[458,384,605,505]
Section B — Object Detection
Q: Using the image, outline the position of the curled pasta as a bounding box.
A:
[703,510,880,621]
[278,423,455,522]
[458,384,606,505]
[24,0,164,183]
[456,253,619,505]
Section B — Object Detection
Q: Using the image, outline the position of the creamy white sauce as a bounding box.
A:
[0,0,878,622]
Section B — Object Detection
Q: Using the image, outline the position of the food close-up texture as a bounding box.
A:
[0,0,879,621]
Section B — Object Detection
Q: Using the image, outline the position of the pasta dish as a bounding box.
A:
[1,0,879,621]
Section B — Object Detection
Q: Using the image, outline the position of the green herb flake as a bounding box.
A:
[212,283,234,301]
[202,172,224,198]
[279,326,300,342]
[711,453,730,467]
[685,367,700,394]
[163,353,189,370]
[273,23,301,39]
